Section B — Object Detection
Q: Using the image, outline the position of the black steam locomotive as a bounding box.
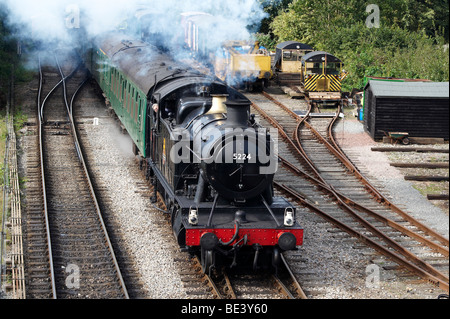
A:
[83,32,303,273]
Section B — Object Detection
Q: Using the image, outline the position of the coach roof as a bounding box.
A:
[94,32,206,96]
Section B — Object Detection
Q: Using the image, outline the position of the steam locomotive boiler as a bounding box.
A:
[84,32,303,273]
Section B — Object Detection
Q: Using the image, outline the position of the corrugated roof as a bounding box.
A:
[366,80,449,98]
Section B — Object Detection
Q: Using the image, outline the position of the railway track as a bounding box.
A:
[246,90,449,295]
[24,52,129,299]
[176,253,307,299]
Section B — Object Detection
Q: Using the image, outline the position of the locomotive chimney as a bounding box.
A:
[207,94,228,114]
[225,99,250,127]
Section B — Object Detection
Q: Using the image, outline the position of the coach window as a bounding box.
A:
[127,86,130,112]
[138,98,142,125]
[115,70,119,97]
[124,81,128,108]
[135,93,139,122]
[105,64,109,84]
[111,69,114,92]
[120,77,124,102]
[130,88,136,118]
[127,84,131,112]
[113,69,117,93]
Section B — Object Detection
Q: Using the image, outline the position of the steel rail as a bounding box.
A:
[300,105,449,247]
[57,57,130,299]
[274,182,449,292]
[222,271,237,299]
[193,256,225,299]
[261,92,448,248]
[278,157,449,285]
[37,55,57,299]
[278,156,449,257]
[290,106,449,290]
[251,93,449,292]
[272,275,295,299]
[281,253,308,299]
[272,254,308,299]
[277,99,448,252]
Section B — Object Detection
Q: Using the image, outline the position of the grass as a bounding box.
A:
[413,182,449,197]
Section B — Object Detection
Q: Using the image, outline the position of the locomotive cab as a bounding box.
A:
[273,41,314,86]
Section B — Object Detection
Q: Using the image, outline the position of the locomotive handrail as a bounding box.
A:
[261,195,281,227]
[206,193,219,227]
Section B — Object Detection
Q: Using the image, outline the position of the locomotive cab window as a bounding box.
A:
[283,51,299,62]
[306,62,324,74]
[325,62,340,75]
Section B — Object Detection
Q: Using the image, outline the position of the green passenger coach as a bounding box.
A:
[88,35,148,157]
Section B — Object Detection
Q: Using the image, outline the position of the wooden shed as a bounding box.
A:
[363,81,449,140]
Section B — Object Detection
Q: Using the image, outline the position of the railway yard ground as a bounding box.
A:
[1,68,448,300]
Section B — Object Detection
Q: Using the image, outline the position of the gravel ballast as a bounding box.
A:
[75,87,188,298]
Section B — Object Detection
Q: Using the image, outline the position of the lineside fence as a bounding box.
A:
[1,82,26,299]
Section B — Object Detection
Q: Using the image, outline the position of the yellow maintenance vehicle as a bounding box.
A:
[214,41,273,91]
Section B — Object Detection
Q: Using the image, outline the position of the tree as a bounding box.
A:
[269,0,449,90]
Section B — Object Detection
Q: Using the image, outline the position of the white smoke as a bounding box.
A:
[2,0,267,52]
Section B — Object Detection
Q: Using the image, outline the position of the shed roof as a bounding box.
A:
[365,80,449,98]
[276,41,314,51]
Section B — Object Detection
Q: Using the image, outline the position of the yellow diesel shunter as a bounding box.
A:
[301,51,348,101]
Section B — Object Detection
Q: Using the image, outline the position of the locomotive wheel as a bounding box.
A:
[171,207,186,247]
[201,249,215,274]
[272,247,281,270]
